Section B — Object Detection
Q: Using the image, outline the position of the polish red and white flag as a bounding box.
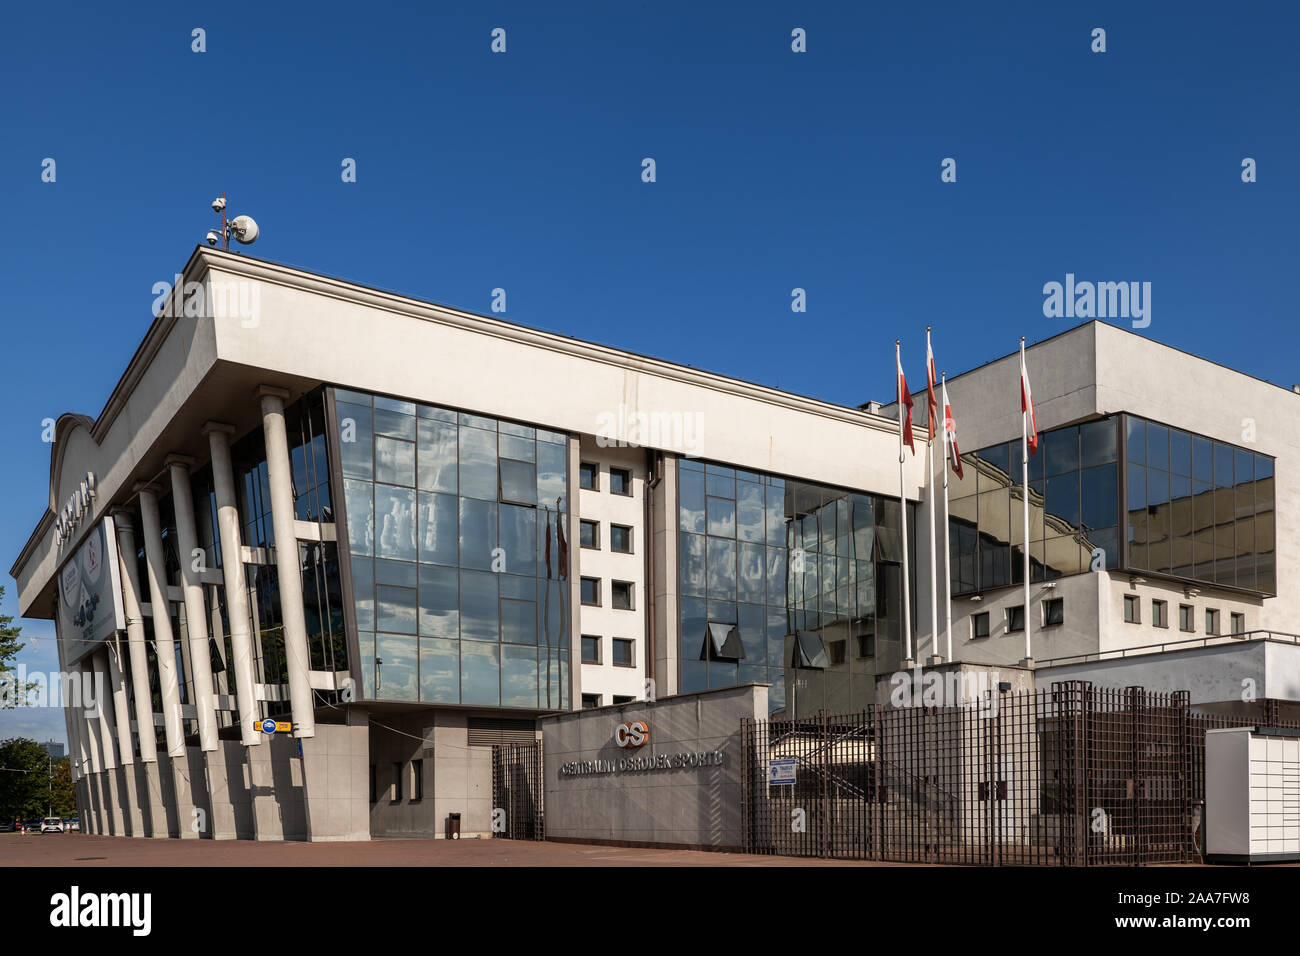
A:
[925,330,939,441]
[897,347,915,454]
[942,379,963,479]
[1020,340,1039,455]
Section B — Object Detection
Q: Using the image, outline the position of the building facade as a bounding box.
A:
[10,248,1298,841]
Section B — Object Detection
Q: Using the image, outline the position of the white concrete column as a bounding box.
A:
[137,483,186,758]
[258,386,316,738]
[164,456,220,752]
[91,650,118,772]
[106,641,134,766]
[204,421,263,746]
[81,661,105,775]
[113,512,159,764]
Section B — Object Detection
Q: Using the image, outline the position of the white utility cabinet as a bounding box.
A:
[1205,726,1300,863]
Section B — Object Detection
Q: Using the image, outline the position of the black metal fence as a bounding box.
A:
[491,741,545,841]
[741,681,1299,865]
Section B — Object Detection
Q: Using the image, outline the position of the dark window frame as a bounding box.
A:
[972,612,991,639]
[581,634,601,664]
[610,523,633,554]
[611,580,635,610]
[579,462,599,491]
[580,577,601,607]
[609,467,633,497]
[580,519,600,550]
[1042,597,1064,628]
[1123,594,1140,624]
[612,637,635,668]
[1006,604,1025,633]
[1179,603,1194,632]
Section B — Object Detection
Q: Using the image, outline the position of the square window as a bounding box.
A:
[610,467,632,496]
[610,524,633,553]
[580,519,599,549]
[499,458,536,506]
[579,462,598,490]
[1043,598,1064,628]
[1007,605,1025,633]
[582,693,601,709]
[856,633,875,658]
[611,580,634,610]
[1123,594,1140,624]
[972,612,990,639]
[1152,599,1168,629]
[1179,604,1194,632]
[581,635,601,664]
[1205,608,1219,635]
[613,638,634,667]
[581,577,601,606]
[1230,612,1245,635]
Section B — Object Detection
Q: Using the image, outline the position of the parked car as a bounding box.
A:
[25,818,43,833]
[40,817,65,833]
[65,818,80,832]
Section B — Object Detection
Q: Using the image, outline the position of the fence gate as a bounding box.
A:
[491,741,544,840]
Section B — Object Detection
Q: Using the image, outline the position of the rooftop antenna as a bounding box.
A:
[206,193,259,251]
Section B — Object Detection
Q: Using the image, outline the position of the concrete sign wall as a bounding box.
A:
[541,684,768,850]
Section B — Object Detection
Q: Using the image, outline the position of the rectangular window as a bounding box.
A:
[390,762,402,802]
[581,693,601,709]
[1123,594,1140,624]
[856,633,876,658]
[612,695,634,704]
[581,577,601,606]
[611,580,634,610]
[1043,598,1064,628]
[610,524,633,553]
[1205,608,1219,635]
[1230,612,1245,635]
[369,764,376,803]
[411,759,423,801]
[609,467,632,496]
[498,458,537,506]
[972,612,990,639]
[579,462,598,490]
[581,635,601,664]
[613,638,634,667]
[1007,605,1025,633]
[580,519,599,549]
[1152,599,1168,628]
[1179,604,1194,632]
[829,639,847,665]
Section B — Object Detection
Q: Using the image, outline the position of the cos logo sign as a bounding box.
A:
[614,721,649,748]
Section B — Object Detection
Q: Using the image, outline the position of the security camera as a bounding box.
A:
[205,230,222,246]
[211,197,226,212]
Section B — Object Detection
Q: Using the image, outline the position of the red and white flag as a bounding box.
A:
[925,329,939,440]
[1020,340,1039,455]
[897,346,915,454]
[942,379,963,479]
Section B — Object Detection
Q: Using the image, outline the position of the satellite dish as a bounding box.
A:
[229,215,259,244]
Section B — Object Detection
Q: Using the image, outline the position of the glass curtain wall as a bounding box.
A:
[678,459,915,716]
[332,387,570,710]
[1125,416,1275,594]
[949,417,1119,594]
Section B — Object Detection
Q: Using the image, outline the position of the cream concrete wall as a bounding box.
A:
[575,439,648,706]
[541,684,767,849]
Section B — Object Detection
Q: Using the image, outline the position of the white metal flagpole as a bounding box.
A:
[941,371,953,662]
[1020,336,1032,663]
[897,340,913,665]
[926,329,938,662]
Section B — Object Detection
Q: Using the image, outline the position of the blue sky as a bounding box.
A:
[2,0,1297,745]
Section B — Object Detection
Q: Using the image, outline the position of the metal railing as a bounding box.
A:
[1036,630,1300,668]
[491,741,544,841]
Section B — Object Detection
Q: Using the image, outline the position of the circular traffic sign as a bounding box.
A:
[261,718,277,735]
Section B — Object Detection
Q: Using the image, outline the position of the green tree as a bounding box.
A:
[0,585,36,709]
[0,738,50,820]
[50,757,75,817]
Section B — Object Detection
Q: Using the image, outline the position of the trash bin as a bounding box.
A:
[446,812,461,840]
